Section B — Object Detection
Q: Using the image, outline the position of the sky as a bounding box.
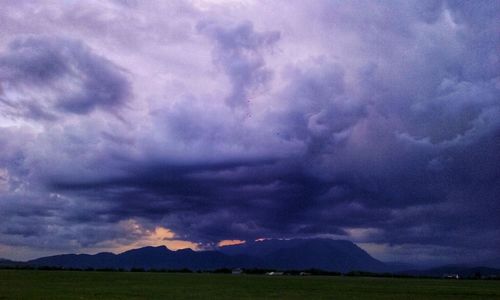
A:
[0,0,499,265]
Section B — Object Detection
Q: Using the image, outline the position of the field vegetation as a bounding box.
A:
[0,269,499,299]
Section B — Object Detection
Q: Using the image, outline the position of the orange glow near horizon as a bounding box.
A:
[217,239,246,247]
[106,221,200,253]
[146,226,200,251]
[162,239,200,251]
[152,227,175,240]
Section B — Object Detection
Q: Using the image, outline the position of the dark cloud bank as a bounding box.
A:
[0,0,498,264]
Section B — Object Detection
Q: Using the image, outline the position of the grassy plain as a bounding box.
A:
[0,269,499,299]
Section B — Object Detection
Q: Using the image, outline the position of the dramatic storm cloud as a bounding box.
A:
[0,0,499,265]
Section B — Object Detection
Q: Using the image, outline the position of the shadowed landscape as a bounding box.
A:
[1,270,500,300]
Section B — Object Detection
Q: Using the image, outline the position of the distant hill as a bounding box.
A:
[0,258,25,268]
[26,238,387,272]
[478,258,500,269]
[399,265,500,278]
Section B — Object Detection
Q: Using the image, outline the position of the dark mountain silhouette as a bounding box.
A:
[479,257,500,269]
[219,239,387,272]
[3,240,500,276]
[28,246,255,270]
[27,238,387,272]
[0,258,25,268]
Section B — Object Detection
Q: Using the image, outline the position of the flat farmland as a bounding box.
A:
[0,270,499,299]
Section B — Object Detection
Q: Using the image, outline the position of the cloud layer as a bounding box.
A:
[0,0,498,264]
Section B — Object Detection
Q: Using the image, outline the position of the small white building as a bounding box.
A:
[266,271,284,276]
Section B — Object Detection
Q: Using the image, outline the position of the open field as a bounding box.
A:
[0,270,499,299]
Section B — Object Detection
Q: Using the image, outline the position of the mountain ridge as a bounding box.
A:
[26,238,385,272]
[2,239,499,276]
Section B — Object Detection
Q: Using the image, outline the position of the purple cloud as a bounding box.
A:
[0,36,130,119]
[0,0,498,265]
[198,20,280,108]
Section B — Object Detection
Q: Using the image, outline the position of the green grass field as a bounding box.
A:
[0,270,499,299]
